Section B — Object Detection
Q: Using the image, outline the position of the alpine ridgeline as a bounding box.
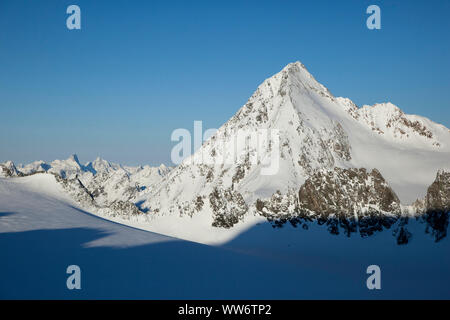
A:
[129,62,449,242]
[1,155,171,219]
[2,62,449,244]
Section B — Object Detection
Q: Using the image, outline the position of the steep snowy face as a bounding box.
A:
[140,61,450,227]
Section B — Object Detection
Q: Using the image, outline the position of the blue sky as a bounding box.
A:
[1,0,449,166]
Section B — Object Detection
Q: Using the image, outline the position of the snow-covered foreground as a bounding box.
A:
[0,174,449,299]
[2,62,449,245]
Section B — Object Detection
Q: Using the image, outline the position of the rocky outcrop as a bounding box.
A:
[344,102,439,145]
[209,187,248,228]
[426,170,450,212]
[1,156,168,221]
[0,161,22,177]
[55,174,96,208]
[255,168,402,241]
[298,168,401,217]
[256,167,401,220]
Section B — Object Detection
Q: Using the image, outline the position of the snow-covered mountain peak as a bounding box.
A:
[157,164,170,176]
[360,102,403,121]
[137,61,450,239]
[86,157,113,174]
[0,160,20,177]
[69,154,81,164]
[269,61,334,102]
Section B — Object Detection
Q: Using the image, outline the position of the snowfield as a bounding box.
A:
[129,62,449,243]
[1,174,449,299]
[1,61,449,298]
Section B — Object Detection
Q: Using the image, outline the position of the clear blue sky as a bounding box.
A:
[1,0,449,166]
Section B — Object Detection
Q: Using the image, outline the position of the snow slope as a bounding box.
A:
[1,174,449,299]
[0,174,174,247]
[11,155,171,213]
[130,62,450,242]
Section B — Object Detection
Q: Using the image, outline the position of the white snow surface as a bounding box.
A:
[0,174,174,248]
[1,173,449,299]
[2,61,449,244]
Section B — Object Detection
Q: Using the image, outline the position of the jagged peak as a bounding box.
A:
[0,160,20,176]
[436,169,450,177]
[68,154,81,165]
[275,61,334,99]
[84,157,113,175]
[2,160,16,168]
[281,61,308,73]
[277,61,315,84]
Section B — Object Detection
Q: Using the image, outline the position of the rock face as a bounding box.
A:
[426,170,450,212]
[255,169,448,245]
[209,188,248,228]
[339,100,446,147]
[256,167,401,219]
[298,168,401,218]
[140,62,360,219]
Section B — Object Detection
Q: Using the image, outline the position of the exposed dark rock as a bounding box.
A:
[426,170,450,212]
[209,187,248,228]
[108,200,142,217]
[55,174,96,206]
[298,168,401,217]
[0,161,23,177]
[194,195,204,211]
